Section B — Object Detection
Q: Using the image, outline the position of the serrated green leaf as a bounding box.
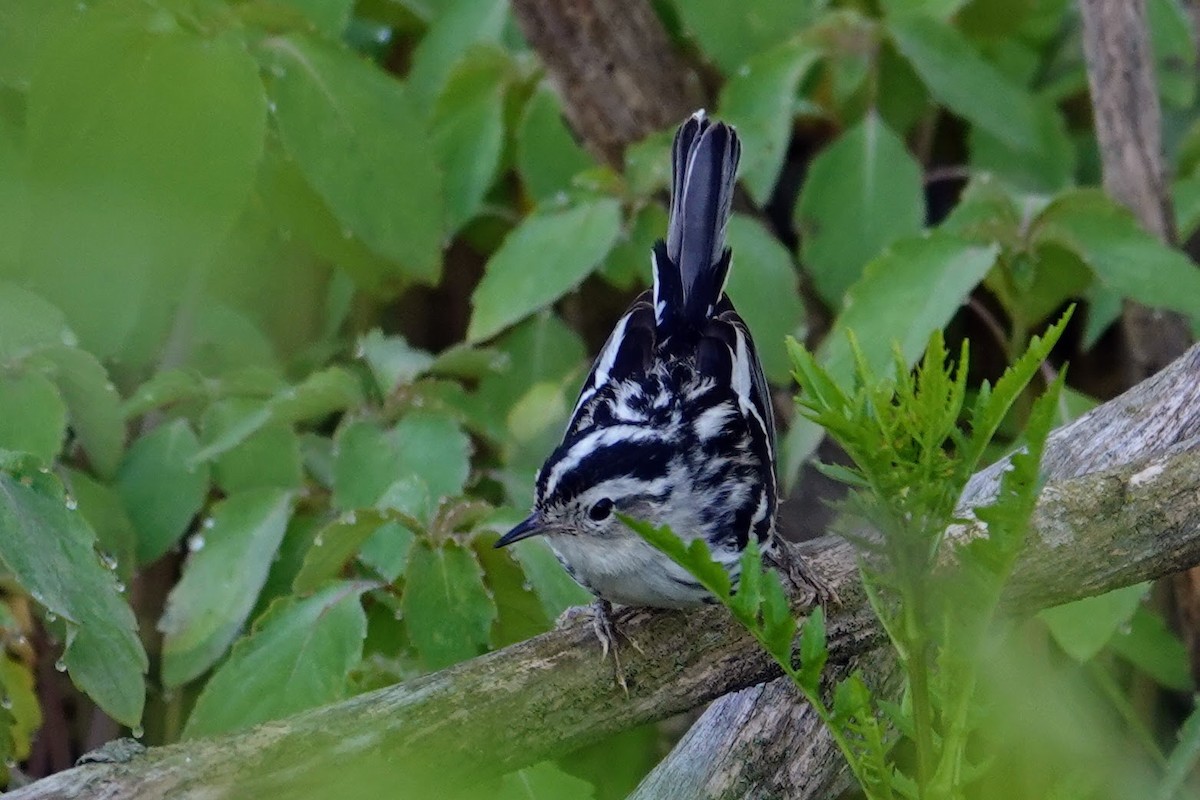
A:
[517,85,594,203]
[160,488,294,687]
[183,581,370,739]
[1033,190,1200,321]
[719,39,821,204]
[468,200,623,342]
[27,346,125,477]
[796,114,925,305]
[797,605,828,691]
[116,420,210,564]
[431,45,511,232]
[725,214,806,382]
[0,468,146,725]
[760,570,797,664]
[474,537,551,647]
[403,540,497,669]
[889,14,1039,152]
[1040,583,1149,663]
[267,34,443,282]
[23,2,265,362]
[0,371,66,464]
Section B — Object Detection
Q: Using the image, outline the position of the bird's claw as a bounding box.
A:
[769,539,840,607]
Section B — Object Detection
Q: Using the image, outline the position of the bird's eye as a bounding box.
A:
[588,498,614,521]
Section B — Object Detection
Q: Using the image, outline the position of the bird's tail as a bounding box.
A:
[653,110,740,331]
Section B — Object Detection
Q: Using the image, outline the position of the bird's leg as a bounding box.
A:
[557,599,644,693]
[767,538,840,607]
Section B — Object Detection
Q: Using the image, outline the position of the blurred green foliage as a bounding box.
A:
[0,0,1197,795]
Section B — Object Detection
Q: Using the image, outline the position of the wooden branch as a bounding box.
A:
[631,342,1200,799]
[1078,0,1192,380]
[10,344,1200,800]
[509,0,704,167]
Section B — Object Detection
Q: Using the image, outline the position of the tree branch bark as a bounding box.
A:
[1078,0,1192,381]
[8,343,1200,800]
[509,0,704,167]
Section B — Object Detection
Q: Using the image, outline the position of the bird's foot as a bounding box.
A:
[767,538,839,607]
[557,599,644,693]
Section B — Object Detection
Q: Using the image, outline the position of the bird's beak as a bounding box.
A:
[494,514,544,548]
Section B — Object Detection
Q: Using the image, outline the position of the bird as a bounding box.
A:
[496,110,829,682]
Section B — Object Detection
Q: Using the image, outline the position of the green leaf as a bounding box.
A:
[725,214,806,382]
[600,203,665,290]
[62,469,137,585]
[1039,583,1150,663]
[0,283,75,364]
[359,521,416,583]
[121,369,204,419]
[23,2,266,362]
[271,366,364,424]
[0,371,66,464]
[719,39,822,204]
[0,466,146,725]
[1173,174,1200,241]
[202,399,303,493]
[406,0,508,117]
[403,539,497,669]
[267,34,443,282]
[796,114,925,304]
[517,85,594,203]
[27,346,125,478]
[1157,698,1200,800]
[468,200,623,342]
[672,0,822,74]
[160,488,294,687]
[293,511,389,593]
[888,14,1039,152]
[797,605,828,691]
[497,761,597,800]
[183,581,371,739]
[968,99,1076,192]
[0,655,41,761]
[1110,605,1191,692]
[332,412,471,511]
[0,0,79,90]
[1148,0,1196,109]
[357,330,434,394]
[116,420,210,565]
[277,0,354,38]
[820,234,999,384]
[474,536,552,647]
[506,536,592,620]
[431,45,511,232]
[1033,189,1200,321]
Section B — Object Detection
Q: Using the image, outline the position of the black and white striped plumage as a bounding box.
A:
[496,112,777,609]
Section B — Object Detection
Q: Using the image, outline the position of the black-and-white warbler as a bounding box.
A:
[497,111,828,655]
